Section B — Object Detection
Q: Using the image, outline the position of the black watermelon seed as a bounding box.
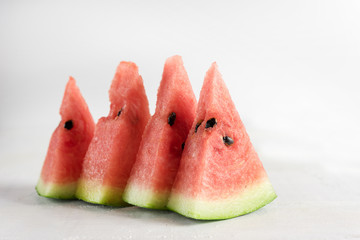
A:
[195,120,203,133]
[64,120,73,130]
[181,142,185,150]
[168,112,176,126]
[223,136,234,146]
[117,108,123,117]
[205,118,217,129]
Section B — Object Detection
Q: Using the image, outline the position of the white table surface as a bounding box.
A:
[1,1,360,239]
[1,152,360,240]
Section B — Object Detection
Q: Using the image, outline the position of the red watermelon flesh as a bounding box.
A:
[167,63,277,220]
[36,77,95,199]
[76,62,150,206]
[123,56,197,209]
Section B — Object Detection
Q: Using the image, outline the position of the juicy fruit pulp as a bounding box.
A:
[36,77,95,199]
[167,63,277,220]
[76,62,150,206]
[123,56,197,209]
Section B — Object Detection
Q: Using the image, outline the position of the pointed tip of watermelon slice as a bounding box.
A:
[64,76,78,96]
[155,55,195,111]
[211,61,218,68]
[165,55,183,65]
[195,61,235,118]
[108,61,148,116]
[204,61,225,91]
[162,55,185,80]
[115,61,139,79]
[68,75,75,83]
[60,76,93,121]
[109,61,140,99]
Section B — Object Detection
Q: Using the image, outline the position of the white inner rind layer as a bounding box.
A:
[75,179,129,207]
[167,177,277,220]
[36,177,77,199]
[123,184,170,210]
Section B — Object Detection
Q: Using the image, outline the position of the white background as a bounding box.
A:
[0,0,359,239]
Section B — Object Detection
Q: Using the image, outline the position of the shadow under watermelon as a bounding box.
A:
[0,183,81,207]
[0,183,218,226]
[119,206,213,226]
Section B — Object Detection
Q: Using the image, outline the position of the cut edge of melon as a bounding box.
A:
[123,184,170,210]
[35,177,77,200]
[167,177,277,220]
[75,179,129,207]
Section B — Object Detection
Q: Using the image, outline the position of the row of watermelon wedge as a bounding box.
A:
[36,55,276,220]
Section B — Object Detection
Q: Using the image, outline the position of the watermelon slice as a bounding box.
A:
[76,62,150,206]
[36,77,95,199]
[123,56,197,209]
[167,63,277,220]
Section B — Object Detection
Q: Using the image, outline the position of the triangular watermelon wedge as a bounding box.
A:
[76,62,150,206]
[123,56,197,209]
[167,63,277,220]
[36,77,95,199]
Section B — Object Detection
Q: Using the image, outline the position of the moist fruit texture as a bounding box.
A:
[123,56,197,209]
[36,77,95,199]
[76,62,150,206]
[167,63,277,220]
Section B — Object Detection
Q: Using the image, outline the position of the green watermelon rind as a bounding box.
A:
[123,185,169,210]
[35,177,77,200]
[76,179,130,207]
[167,177,277,220]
